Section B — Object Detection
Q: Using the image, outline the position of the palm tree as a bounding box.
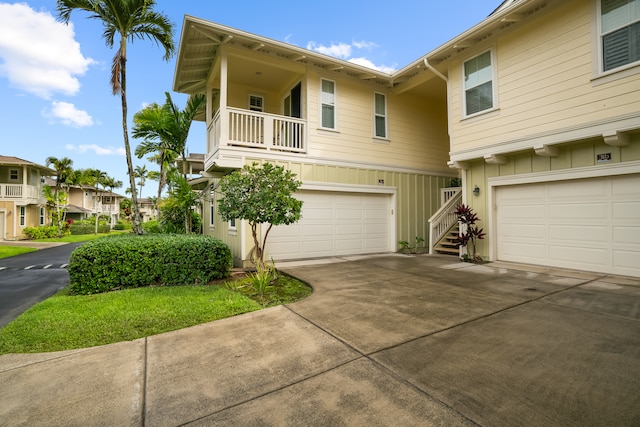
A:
[133,92,205,208]
[57,0,175,235]
[134,165,148,198]
[45,156,74,236]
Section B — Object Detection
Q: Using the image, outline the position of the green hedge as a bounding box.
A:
[69,223,111,235]
[23,226,65,239]
[68,234,233,295]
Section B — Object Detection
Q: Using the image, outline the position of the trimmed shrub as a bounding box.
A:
[69,223,111,235]
[23,226,62,239]
[142,220,161,233]
[113,220,132,231]
[68,234,232,295]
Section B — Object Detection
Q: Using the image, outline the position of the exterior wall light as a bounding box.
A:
[473,185,480,196]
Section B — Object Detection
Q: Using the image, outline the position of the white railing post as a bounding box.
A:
[428,189,462,254]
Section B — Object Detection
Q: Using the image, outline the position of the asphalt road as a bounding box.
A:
[0,243,83,328]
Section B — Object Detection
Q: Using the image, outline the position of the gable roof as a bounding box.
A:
[0,155,54,174]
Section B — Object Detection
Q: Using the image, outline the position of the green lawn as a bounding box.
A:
[0,246,37,259]
[0,272,311,354]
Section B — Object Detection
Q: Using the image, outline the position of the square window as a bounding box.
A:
[601,0,640,71]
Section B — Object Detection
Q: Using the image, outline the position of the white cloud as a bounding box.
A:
[43,101,94,127]
[306,39,396,73]
[306,41,352,59]
[348,57,397,74]
[65,143,126,156]
[0,3,95,99]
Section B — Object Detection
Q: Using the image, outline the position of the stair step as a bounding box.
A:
[434,246,460,255]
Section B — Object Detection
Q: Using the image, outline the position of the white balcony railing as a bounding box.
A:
[1,184,43,201]
[208,107,306,155]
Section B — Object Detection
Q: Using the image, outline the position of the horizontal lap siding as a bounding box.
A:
[449,0,640,153]
[306,71,450,174]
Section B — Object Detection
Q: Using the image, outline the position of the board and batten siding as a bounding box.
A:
[448,0,640,154]
[204,158,456,266]
[462,136,640,258]
[305,69,450,174]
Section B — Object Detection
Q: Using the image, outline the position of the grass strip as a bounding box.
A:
[0,246,37,259]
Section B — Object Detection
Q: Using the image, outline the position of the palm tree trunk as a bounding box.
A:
[120,41,143,235]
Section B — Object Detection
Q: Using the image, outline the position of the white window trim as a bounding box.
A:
[19,206,26,226]
[373,92,388,140]
[249,94,264,112]
[319,78,337,130]
[228,218,237,234]
[9,169,19,181]
[39,206,45,226]
[593,0,640,80]
[462,48,498,119]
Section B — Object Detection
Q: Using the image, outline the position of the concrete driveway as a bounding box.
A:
[1,254,639,426]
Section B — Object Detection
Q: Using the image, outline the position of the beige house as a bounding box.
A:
[175,0,639,276]
[174,17,456,266]
[0,156,53,240]
[425,0,640,276]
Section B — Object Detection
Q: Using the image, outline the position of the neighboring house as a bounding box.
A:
[174,0,639,277]
[174,17,456,266]
[138,198,159,222]
[0,156,53,240]
[423,0,640,276]
[46,177,125,226]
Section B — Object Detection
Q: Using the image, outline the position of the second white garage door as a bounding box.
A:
[266,190,393,261]
[496,174,640,277]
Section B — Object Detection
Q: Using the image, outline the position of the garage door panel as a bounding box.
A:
[500,204,545,220]
[497,174,640,277]
[548,203,607,220]
[268,190,392,260]
[549,225,608,242]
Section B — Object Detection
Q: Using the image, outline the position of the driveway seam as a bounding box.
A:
[282,304,482,426]
[142,337,148,427]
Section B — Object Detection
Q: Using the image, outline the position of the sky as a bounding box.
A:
[0,1,499,197]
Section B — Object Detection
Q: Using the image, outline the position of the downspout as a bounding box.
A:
[423,58,447,83]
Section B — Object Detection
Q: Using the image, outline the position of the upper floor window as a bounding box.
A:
[601,0,640,72]
[464,50,494,116]
[374,92,387,139]
[9,169,19,181]
[320,79,336,129]
[249,95,264,112]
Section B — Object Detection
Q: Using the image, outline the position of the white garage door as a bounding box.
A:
[266,190,393,261]
[496,174,640,277]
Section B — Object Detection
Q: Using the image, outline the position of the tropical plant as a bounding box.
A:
[160,170,202,233]
[133,92,206,214]
[454,204,486,263]
[218,163,303,269]
[134,164,148,197]
[45,156,74,236]
[57,0,175,235]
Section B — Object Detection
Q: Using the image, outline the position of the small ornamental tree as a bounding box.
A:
[218,163,303,269]
[454,204,486,263]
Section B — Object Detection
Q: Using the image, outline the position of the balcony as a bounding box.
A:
[207,107,306,159]
[0,184,44,203]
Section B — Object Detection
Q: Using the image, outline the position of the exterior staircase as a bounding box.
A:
[428,187,461,257]
[433,223,460,256]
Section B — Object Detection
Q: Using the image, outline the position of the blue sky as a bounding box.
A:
[0,1,497,197]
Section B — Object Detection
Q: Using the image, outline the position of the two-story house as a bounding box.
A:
[173,17,456,266]
[423,0,640,277]
[65,183,125,226]
[175,0,639,276]
[0,156,53,240]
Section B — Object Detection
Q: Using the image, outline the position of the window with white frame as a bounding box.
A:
[9,169,18,181]
[320,78,336,129]
[209,187,215,228]
[40,206,45,225]
[600,0,640,72]
[19,206,25,226]
[249,95,264,112]
[228,217,236,231]
[464,50,494,116]
[374,92,387,138]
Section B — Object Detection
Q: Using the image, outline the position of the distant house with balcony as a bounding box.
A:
[0,156,53,240]
[44,177,125,226]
